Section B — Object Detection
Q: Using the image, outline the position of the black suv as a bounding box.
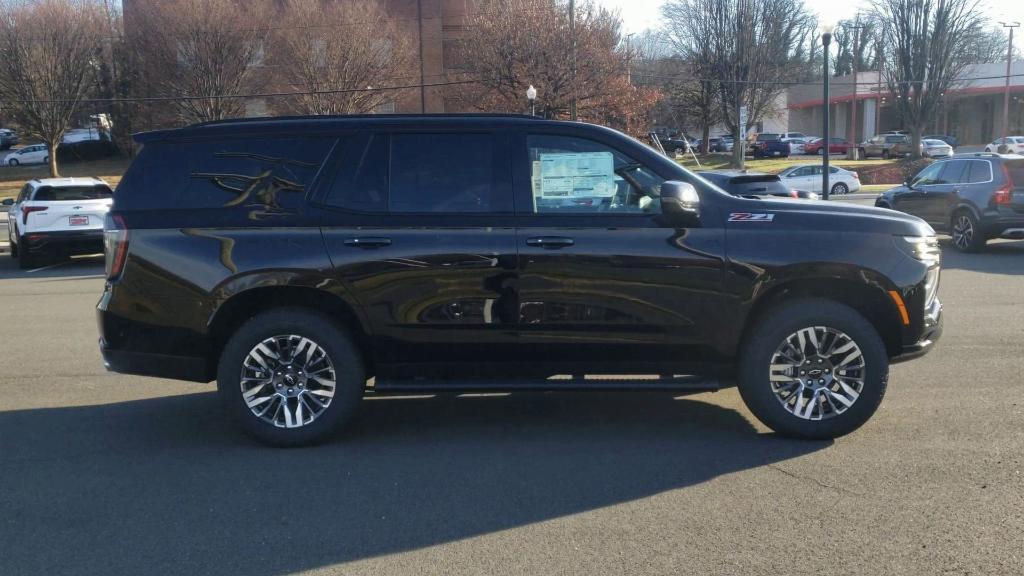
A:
[875,153,1024,251]
[98,115,942,446]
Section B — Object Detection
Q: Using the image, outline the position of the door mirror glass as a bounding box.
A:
[1,198,12,206]
[660,181,700,222]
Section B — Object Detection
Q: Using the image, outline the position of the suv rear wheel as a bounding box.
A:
[737,299,888,439]
[951,210,986,252]
[217,307,365,446]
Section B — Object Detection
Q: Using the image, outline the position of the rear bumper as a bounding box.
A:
[99,339,210,382]
[23,229,103,255]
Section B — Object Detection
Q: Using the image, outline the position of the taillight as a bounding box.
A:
[104,213,129,280]
[790,190,799,198]
[22,205,47,224]
[852,171,860,179]
[995,164,1013,205]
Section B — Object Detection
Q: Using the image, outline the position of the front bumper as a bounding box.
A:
[892,297,943,364]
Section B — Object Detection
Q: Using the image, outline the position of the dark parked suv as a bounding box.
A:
[98,115,942,446]
[875,153,1024,251]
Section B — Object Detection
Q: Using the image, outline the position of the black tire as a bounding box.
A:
[831,182,849,195]
[8,158,18,166]
[858,148,867,158]
[950,209,986,253]
[8,231,17,258]
[217,307,365,446]
[881,149,890,159]
[18,247,40,269]
[43,156,49,165]
[737,298,889,439]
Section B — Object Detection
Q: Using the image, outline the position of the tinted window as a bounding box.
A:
[1004,159,1024,186]
[912,163,943,186]
[389,133,503,213]
[527,134,663,214]
[937,161,966,184]
[324,134,387,212]
[724,175,789,195]
[965,160,993,184]
[33,185,112,201]
[885,135,904,143]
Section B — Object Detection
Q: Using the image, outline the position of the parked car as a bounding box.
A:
[700,170,818,199]
[708,136,734,152]
[782,137,807,154]
[660,138,691,155]
[922,139,954,158]
[98,114,942,446]
[779,132,808,141]
[0,128,19,150]
[4,144,49,166]
[860,134,921,158]
[777,164,861,195]
[875,153,1024,252]
[803,137,851,156]
[983,137,1024,154]
[752,134,790,158]
[924,134,958,148]
[7,177,113,268]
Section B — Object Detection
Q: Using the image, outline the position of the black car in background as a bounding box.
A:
[700,170,819,200]
[0,128,19,150]
[875,153,1024,251]
[751,134,791,158]
[98,114,941,446]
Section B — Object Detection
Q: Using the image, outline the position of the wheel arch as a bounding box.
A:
[739,276,905,359]
[206,284,374,379]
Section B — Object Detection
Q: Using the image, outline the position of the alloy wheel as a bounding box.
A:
[239,334,337,429]
[768,326,866,421]
[952,215,974,250]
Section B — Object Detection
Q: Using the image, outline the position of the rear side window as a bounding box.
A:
[115,138,334,211]
[964,160,993,184]
[33,185,112,201]
[389,133,505,213]
[1004,160,1024,186]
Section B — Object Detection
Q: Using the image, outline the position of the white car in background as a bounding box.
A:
[7,177,113,269]
[777,164,861,195]
[922,139,954,158]
[4,144,49,166]
[984,136,1024,154]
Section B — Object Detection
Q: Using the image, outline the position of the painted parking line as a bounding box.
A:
[25,261,71,274]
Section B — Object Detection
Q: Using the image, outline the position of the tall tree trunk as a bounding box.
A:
[701,124,710,154]
[732,127,745,169]
[909,127,923,160]
[47,139,60,177]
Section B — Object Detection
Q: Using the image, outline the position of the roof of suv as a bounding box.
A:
[27,177,108,190]
[951,152,1024,160]
[133,114,574,143]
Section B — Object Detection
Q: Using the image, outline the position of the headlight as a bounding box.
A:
[899,235,941,267]
[807,192,820,200]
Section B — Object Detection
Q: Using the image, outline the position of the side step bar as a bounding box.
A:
[372,376,720,394]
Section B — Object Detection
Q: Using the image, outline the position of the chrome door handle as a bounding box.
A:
[526,236,575,249]
[343,237,392,248]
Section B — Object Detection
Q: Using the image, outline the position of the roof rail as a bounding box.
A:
[187,112,545,130]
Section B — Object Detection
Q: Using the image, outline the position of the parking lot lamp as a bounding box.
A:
[526,85,537,117]
[822,23,834,200]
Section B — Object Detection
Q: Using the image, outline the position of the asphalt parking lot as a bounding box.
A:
[1,237,1022,576]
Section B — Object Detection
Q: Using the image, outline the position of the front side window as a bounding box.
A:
[527,134,663,214]
[911,163,943,186]
[937,160,967,184]
[389,133,505,213]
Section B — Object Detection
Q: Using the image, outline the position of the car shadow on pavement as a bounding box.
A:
[0,391,829,575]
[0,253,104,280]
[939,238,1024,276]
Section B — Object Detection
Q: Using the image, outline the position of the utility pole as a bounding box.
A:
[417,0,426,113]
[569,0,577,120]
[1000,21,1019,148]
[822,24,833,199]
[626,32,635,85]
[876,46,883,138]
[849,22,865,158]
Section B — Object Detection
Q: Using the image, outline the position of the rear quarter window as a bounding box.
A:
[114,137,335,212]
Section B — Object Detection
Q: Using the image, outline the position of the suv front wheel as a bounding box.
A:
[217,308,365,446]
[737,299,888,439]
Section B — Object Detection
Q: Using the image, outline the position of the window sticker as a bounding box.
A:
[537,152,615,199]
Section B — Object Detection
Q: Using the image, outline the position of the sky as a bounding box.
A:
[597,0,1024,34]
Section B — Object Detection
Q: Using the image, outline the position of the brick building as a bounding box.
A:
[122,0,474,117]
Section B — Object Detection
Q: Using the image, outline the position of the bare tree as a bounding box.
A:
[132,0,269,124]
[0,0,106,176]
[663,0,816,167]
[874,0,984,158]
[272,0,416,115]
[458,0,659,134]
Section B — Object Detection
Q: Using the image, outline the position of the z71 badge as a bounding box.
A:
[728,212,775,222]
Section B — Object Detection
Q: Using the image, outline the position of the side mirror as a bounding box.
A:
[661,181,700,221]
[1,198,12,206]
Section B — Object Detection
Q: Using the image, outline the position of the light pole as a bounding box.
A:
[822,23,834,199]
[526,85,537,117]
[1000,21,1019,151]
[849,23,865,158]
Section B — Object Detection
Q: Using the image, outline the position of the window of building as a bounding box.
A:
[527,134,663,214]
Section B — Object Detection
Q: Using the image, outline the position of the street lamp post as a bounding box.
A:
[1000,21,1020,151]
[526,85,537,117]
[822,24,834,200]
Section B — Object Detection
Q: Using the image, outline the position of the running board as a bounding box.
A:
[371,376,720,393]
